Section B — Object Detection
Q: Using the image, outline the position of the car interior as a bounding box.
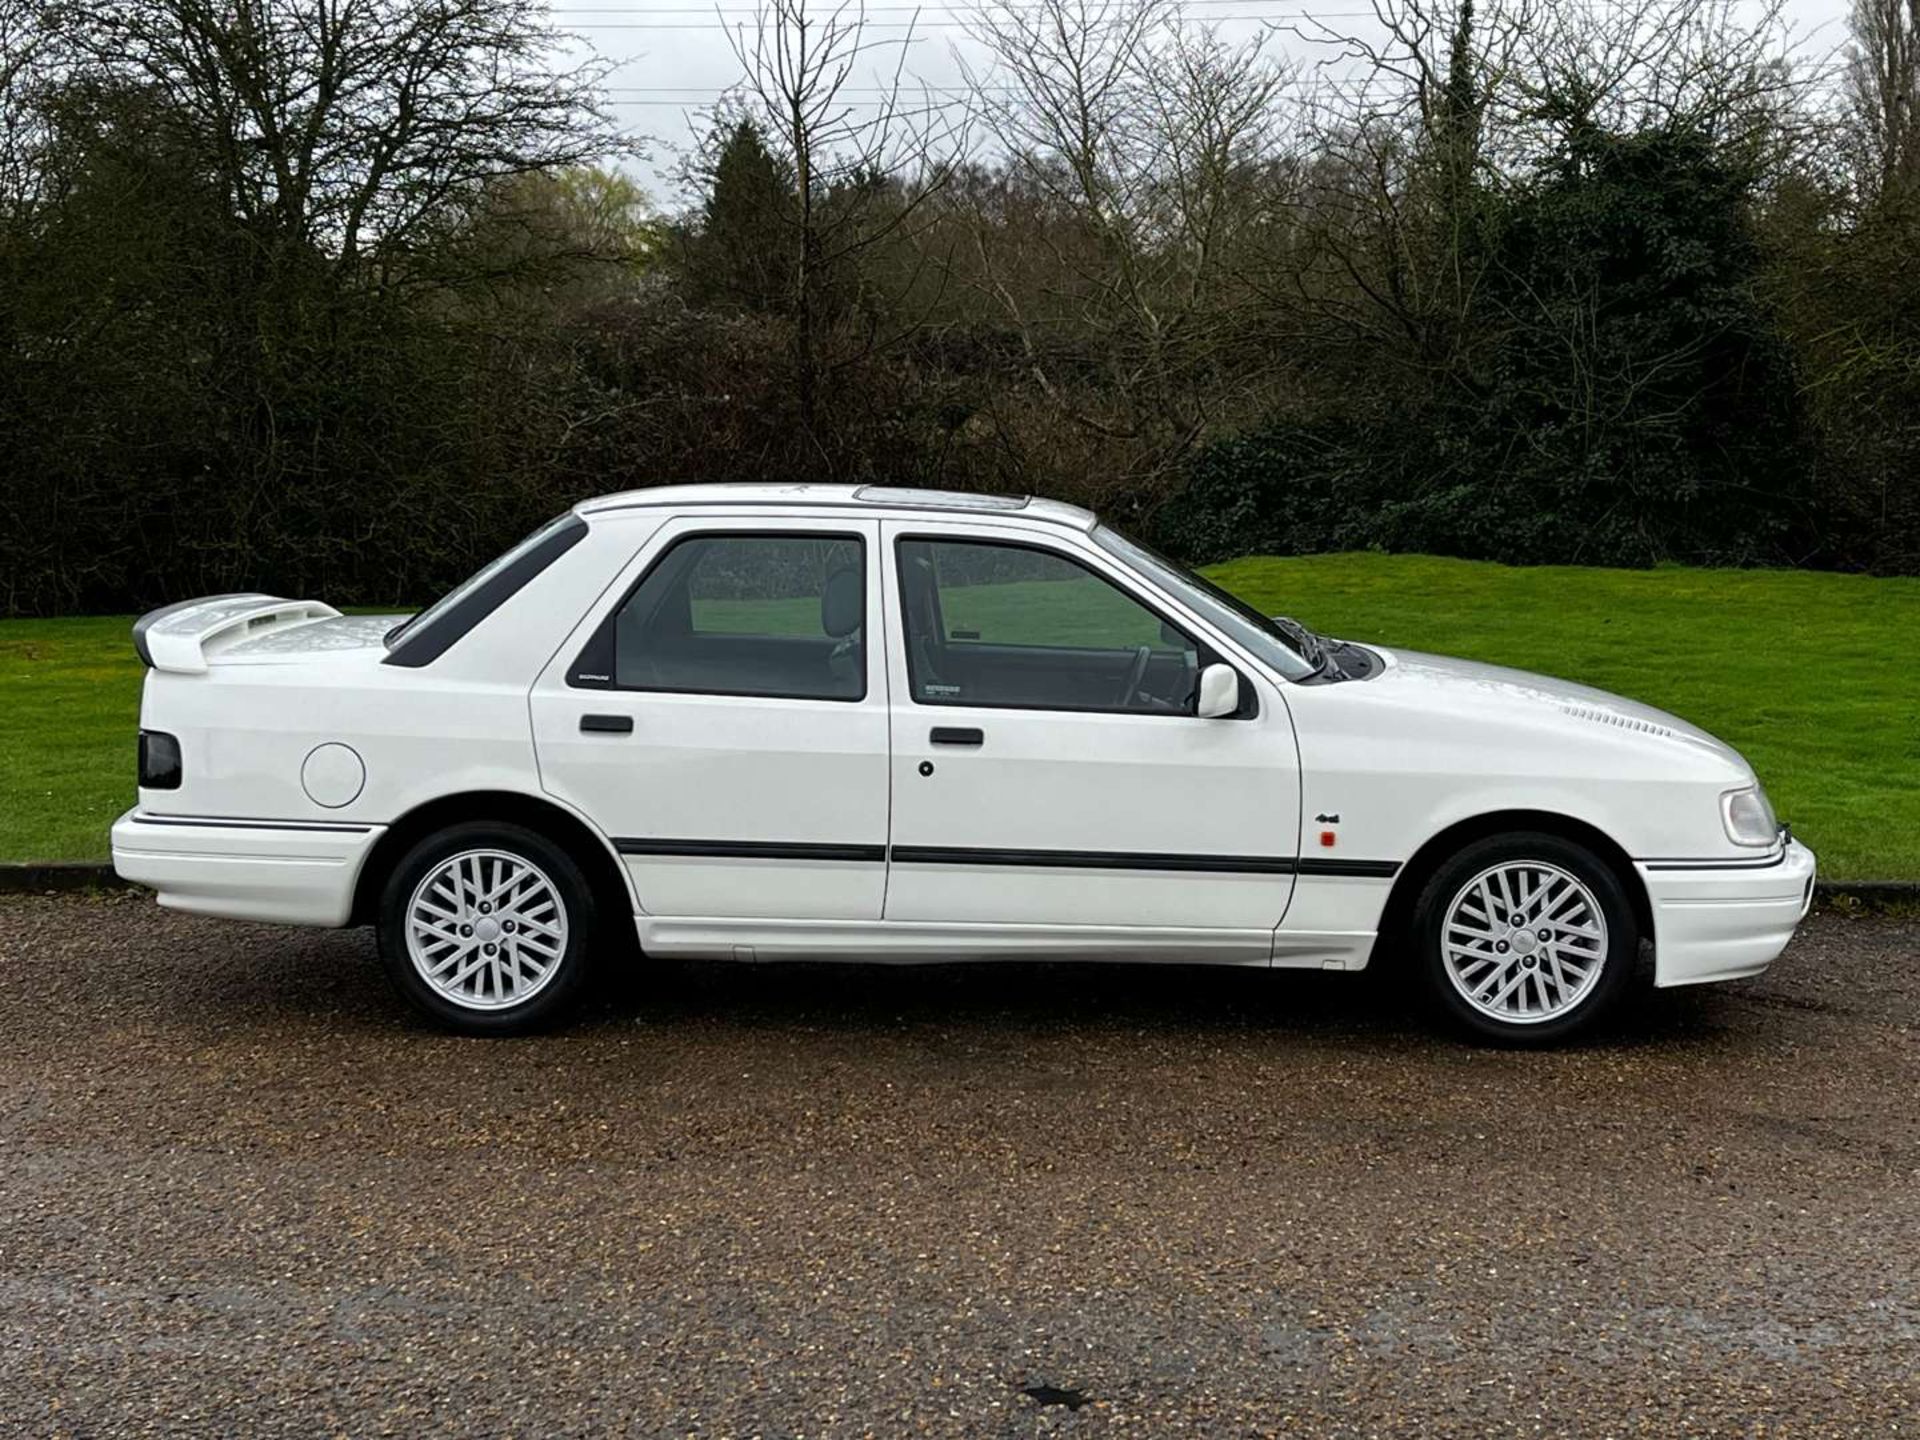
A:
[896,541,1202,714]
[609,536,867,701]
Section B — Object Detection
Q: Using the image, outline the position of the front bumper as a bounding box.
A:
[1639,838,1816,988]
[111,809,384,927]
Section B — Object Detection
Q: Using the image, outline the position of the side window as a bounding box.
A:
[896,537,1201,713]
[572,533,866,700]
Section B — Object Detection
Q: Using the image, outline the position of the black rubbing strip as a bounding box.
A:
[1643,850,1787,871]
[1296,857,1401,878]
[136,815,374,833]
[616,838,888,863]
[887,845,1299,874]
[610,840,1401,875]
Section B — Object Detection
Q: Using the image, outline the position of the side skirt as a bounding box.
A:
[633,916,1377,969]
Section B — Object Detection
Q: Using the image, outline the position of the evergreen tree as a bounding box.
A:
[683,118,796,314]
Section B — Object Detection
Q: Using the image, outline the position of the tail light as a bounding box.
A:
[138,730,182,790]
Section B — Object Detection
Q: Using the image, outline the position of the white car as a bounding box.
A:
[111,484,1815,1042]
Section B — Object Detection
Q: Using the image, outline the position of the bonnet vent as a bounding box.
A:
[1559,704,1675,739]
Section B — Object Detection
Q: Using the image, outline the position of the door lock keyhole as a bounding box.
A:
[918,760,934,777]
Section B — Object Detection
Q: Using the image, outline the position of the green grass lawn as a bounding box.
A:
[3,555,1915,878]
[0,616,148,867]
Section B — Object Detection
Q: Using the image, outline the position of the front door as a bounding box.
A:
[879,520,1300,951]
[531,516,890,919]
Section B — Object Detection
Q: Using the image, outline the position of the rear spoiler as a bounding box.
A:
[133,593,342,673]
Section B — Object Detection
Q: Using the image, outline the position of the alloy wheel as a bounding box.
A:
[1440,860,1608,1025]
[404,848,569,1011]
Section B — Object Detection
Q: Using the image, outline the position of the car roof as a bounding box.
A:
[574,483,1098,533]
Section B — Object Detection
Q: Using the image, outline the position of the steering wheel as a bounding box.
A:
[1115,644,1153,710]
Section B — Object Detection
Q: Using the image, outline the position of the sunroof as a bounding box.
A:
[852,486,1029,511]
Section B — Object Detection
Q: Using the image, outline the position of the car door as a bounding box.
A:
[531,515,890,919]
[880,519,1300,952]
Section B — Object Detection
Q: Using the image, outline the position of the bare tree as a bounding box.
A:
[725,0,959,440]
[0,0,71,219]
[960,0,1299,505]
[1294,0,1805,174]
[1847,0,1920,204]
[56,0,627,286]
[1281,0,1809,385]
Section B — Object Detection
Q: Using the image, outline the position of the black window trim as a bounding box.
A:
[568,527,871,704]
[385,513,589,669]
[892,532,1257,720]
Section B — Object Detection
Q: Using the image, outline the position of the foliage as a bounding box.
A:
[675,119,796,315]
[2,0,1920,617]
[0,0,627,614]
[1160,119,1812,568]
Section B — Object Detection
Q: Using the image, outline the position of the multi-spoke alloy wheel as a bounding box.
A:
[1414,832,1637,1044]
[378,821,599,1034]
[1440,861,1606,1024]
[405,849,569,1011]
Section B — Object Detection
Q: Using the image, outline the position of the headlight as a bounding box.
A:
[1720,785,1778,847]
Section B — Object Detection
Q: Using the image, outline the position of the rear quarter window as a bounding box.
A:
[384,513,589,668]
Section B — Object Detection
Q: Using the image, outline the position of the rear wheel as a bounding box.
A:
[377,821,598,1034]
[1413,832,1638,1044]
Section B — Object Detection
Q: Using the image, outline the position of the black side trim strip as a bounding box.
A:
[615,838,887,863]
[890,845,1299,874]
[1643,850,1787,872]
[136,814,374,833]
[1297,858,1402,878]
[385,513,589,669]
[611,839,1404,877]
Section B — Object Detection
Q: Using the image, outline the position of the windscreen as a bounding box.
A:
[1091,525,1318,681]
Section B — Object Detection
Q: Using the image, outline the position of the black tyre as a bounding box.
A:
[1412,831,1638,1045]
[377,821,599,1035]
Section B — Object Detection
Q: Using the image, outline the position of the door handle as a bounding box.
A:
[929,726,983,746]
[580,714,634,734]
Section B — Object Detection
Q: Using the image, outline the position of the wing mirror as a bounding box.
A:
[1194,663,1240,719]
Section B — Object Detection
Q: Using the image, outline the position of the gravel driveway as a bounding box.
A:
[0,894,1915,1437]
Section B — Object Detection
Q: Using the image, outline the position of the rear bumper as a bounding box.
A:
[110,809,383,927]
[1639,838,1817,988]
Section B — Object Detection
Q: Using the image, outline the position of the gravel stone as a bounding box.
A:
[0,894,1915,1436]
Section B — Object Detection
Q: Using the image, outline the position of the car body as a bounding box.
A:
[111,484,1816,1041]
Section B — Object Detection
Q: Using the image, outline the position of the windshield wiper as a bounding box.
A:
[1269,615,1328,672]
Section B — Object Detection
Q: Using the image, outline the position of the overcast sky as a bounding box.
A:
[551,0,1859,206]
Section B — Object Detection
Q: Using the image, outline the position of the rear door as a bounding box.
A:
[879,519,1300,949]
[531,515,890,919]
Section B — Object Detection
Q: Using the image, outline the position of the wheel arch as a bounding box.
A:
[1368,809,1652,969]
[350,789,636,931]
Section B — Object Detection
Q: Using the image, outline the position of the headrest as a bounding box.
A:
[821,567,863,638]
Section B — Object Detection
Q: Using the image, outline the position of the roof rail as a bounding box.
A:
[851,486,1029,512]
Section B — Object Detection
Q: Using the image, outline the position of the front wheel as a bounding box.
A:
[1413,832,1639,1045]
[377,821,598,1035]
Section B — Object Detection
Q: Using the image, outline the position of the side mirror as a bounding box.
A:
[1194,663,1240,719]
